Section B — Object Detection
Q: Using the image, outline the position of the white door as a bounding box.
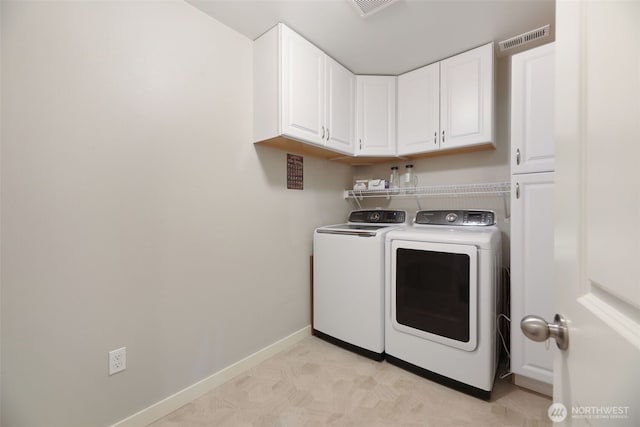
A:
[325,57,355,154]
[550,1,640,424]
[280,25,325,146]
[440,43,494,150]
[511,43,555,174]
[397,62,440,155]
[511,172,555,385]
[355,75,396,156]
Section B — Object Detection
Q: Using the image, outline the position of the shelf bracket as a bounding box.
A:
[345,189,363,210]
[414,194,423,211]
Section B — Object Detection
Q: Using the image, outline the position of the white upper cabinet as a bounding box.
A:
[280,24,326,146]
[440,43,495,150]
[255,25,495,162]
[397,63,440,156]
[325,57,356,154]
[254,24,355,156]
[397,43,495,156]
[356,76,396,156]
[511,43,555,174]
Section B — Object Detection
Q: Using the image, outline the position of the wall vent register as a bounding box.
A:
[499,25,550,52]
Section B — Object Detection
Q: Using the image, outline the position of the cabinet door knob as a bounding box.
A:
[516,148,521,165]
[321,126,325,139]
[516,182,520,199]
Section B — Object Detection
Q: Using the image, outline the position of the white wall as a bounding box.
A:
[0,1,351,426]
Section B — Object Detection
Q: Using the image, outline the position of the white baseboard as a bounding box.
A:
[111,325,311,427]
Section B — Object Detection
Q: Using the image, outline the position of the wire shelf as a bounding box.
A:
[344,181,511,215]
[344,181,511,200]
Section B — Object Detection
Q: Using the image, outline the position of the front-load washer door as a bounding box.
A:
[390,240,478,351]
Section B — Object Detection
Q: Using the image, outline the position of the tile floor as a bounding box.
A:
[149,336,552,427]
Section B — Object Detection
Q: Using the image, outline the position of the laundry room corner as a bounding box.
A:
[350,55,512,267]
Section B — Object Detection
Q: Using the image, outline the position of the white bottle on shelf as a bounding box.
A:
[390,166,400,190]
[403,164,417,188]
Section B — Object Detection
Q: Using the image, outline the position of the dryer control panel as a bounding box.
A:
[415,210,495,226]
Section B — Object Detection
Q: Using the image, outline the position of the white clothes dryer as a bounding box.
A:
[385,210,501,399]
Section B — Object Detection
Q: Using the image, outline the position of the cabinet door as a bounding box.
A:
[280,25,325,146]
[440,43,494,149]
[325,57,355,155]
[356,76,396,156]
[510,172,555,385]
[397,63,440,155]
[511,43,555,174]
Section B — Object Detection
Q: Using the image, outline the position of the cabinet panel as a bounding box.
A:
[253,26,279,143]
[440,43,494,149]
[397,63,440,155]
[356,76,396,156]
[280,25,325,146]
[325,57,355,154]
[511,43,555,174]
[510,172,555,385]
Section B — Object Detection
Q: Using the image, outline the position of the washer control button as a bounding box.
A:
[445,213,458,223]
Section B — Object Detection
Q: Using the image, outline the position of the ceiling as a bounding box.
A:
[187,0,555,75]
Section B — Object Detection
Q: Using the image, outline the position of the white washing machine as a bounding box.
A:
[385,210,501,399]
[313,209,407,360]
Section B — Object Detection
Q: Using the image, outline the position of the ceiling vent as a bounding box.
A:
[347,0,400,17]
[499,25,550,52]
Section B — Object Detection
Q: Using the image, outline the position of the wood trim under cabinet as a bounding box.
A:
[405,143,495,160]
[256,136,344,161]
[256,136,495,166]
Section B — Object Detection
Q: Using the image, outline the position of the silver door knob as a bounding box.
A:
[521,313,569,350]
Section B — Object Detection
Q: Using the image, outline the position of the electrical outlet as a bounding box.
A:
[109,347,126,376]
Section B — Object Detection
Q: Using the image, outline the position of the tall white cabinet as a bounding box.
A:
[511,43,556,174]
[510,42,555,395]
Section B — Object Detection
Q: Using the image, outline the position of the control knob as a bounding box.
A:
[445,213,458,223]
